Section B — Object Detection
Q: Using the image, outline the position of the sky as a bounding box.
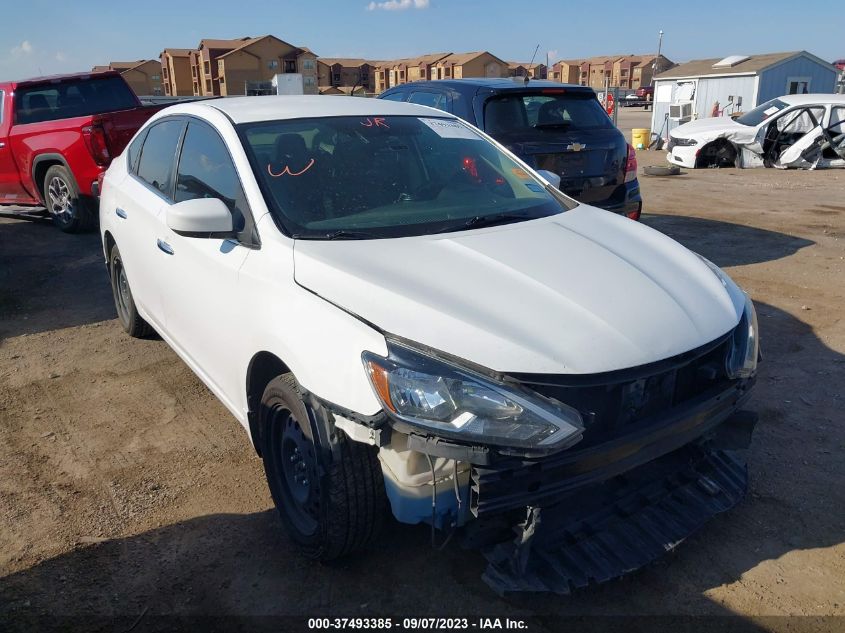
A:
[0,0,840,80]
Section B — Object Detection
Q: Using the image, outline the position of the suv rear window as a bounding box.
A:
[15,76,138,125]
[484,92,612,138]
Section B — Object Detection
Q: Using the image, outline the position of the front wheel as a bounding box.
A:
[42,165,95,233]
[261,374,387,560]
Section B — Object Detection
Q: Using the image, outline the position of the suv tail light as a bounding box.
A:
[82,124,111,166]
[623,143,637,183]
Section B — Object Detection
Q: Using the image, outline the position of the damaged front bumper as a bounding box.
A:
[481,409,757,594]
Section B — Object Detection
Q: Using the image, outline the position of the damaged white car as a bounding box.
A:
[667,94,845,169]
[100,96,761,595]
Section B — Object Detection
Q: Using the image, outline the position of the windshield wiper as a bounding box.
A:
[294,230,382,241]
[437,212,536,234]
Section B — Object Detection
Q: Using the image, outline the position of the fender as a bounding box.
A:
[30,153,74,202]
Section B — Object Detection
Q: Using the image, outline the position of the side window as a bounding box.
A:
[380,91,406,102]
[408,91,441,108]
[136,119,185,198]
[175,121,248,235]
[126,128,148,174]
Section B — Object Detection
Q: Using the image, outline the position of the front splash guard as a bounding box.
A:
[480,411,757,595]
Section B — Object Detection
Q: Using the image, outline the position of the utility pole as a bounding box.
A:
[652,29,664,85]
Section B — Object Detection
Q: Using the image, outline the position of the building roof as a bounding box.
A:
[168,95,453,124]
[654,51,826,80]
[217,34,304,59]
[379,53,451,68]
[439,51,505,66]
[508,61,546,70]
[91,65,111,72]
[198,37,253,51]
[161,48,195,57]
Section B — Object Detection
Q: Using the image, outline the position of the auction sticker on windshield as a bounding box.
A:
[419,117,480,140]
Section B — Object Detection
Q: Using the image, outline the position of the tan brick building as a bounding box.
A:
[91,60,163,96]
[317,58,380,94]
[508,62,547,80]
[159,49,194,96]
[374,53,450,92]
[550,54,674,89]
[431,52,508,80]
[215,35,318,96]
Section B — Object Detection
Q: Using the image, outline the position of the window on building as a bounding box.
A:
[204,61,210,74]
[304,76,316,87]
[333,73,341,83]
[786,77,811,94]
[136,119,185,198]
[175,121,248,235]
[206,79,212,92]
[303,59,315,70]
[269,60,279,70]
[444,68,451,77]
[151,74,160,81]
[285,60,296,73]
[219,76,225,84]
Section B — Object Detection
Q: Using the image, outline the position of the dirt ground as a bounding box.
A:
[1,147,844,631]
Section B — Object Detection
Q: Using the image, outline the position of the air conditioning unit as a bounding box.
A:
[669,101,693,122]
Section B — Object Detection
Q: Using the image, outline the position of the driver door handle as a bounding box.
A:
[156,239,174,255]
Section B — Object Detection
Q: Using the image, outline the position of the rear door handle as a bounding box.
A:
[156,239,174,255]
[115,207,127,219]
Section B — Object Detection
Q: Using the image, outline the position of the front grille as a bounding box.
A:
[512,331,734,448]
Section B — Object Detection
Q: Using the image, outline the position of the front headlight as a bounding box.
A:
[362,341,583,451]
[726,294,759,379]
[672,136,698,146]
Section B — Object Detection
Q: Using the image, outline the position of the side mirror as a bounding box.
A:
[535,169,561,189]
[166,198,233,236]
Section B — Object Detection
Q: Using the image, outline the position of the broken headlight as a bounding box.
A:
[671,137,698,146]
[362,341,583,451]
[726,294,759,379]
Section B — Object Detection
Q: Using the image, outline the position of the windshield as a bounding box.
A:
[239,115,574,239]
[14,76,139,125]
[484,91,613,139]
[735,98,789,127]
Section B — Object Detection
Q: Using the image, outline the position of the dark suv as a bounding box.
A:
[379,79,642,219]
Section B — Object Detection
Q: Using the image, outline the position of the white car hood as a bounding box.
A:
[293,206,745,375]
[671,117,756,143]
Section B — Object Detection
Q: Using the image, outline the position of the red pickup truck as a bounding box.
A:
[0,71,165,232]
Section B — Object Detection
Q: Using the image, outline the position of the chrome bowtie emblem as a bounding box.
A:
[567,143,585,152]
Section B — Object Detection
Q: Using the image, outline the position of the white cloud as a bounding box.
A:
[11,40,34,57]
[367,0,429,11]
[55,51,67,62]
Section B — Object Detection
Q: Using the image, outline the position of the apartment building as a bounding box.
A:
[431,52,508,80]
[508,62,547,80]
[549,59,584,84]
[374,53,450,92]
[549,54,674,89]
[159,49,194,96]
[317,58,379,94]
[91,60,162,95]
[215,35,318,96]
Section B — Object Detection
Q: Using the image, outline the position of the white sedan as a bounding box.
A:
[667,94,845,169]
[99,96,759,591]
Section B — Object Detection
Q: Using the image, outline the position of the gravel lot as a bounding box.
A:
[1,143,844,631]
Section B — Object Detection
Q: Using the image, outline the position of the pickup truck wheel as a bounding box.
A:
[43,165,95,233]
[261,374,386,560]
[108,244,155,338]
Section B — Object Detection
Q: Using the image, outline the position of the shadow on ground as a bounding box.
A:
[641,214,814,267]
[2,301,843,632]
[0,219,113,340]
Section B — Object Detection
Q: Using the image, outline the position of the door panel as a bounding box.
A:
[0,90,30,201]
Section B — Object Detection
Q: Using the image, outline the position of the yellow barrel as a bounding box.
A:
[632,128,650,150]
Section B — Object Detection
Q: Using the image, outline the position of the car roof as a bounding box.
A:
[8,70,121,88]
[173,95,457,124]
[777,93,845,106]
[384,78,595,94]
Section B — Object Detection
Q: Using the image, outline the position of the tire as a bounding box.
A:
[643,165,682,177]
[261,374,387,560]
[696,141,737,169]
[108,244,155,338]
[42,165,96,233]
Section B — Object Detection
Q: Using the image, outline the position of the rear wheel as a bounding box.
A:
[108,244,155,338]
[42,165,95,233]
[261,374,387,560]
